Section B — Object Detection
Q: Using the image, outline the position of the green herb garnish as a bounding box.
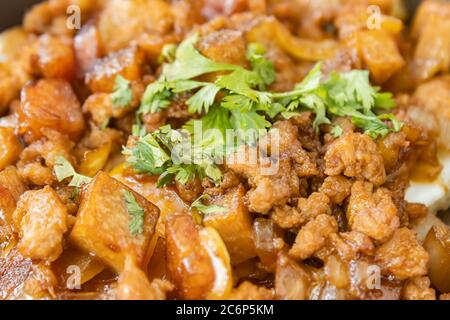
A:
[126,35,401,187]
[191,195,228,215]
[122,189,145,236]
[111,75,133,108]
[54,156,92,187]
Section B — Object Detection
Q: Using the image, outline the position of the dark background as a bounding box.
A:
[0,0,42,31]
[0,0,424,31]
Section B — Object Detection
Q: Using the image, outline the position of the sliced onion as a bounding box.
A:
[423,225,450,293]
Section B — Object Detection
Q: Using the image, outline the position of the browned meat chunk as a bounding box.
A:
[375,228,429,281]
[402,277,436,300]
[74,24,101,77]
[0,166,27,202]
[17,129,74,186]
[271,192,331,229]
[228,120,318,213]
[228,281,274,300]
[347,181,399,242]
[319,176,352,204]
[289,214,338,260]
[324,133,386,185]
[13,186,68,261]
[70,172,160,272]
[411,76,450,147]
[275,254,310,300]
[85,46,144,93]
[116,256,173,300]
[18,79,85,143]
[198,30,248,67]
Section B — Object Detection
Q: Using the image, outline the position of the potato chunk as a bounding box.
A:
[203,185,257,265]
[30,34,76,81]
[70,172,160,272]
[0,127,22,171]
[85,46,144,93]
[356,29,405,84]
[13,186,68,262]
[18,79,85,143]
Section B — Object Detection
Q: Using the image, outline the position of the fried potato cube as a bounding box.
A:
[70,172,160,272]
[0,166,27,201]
[85,46,144,93]
[203,185,257,265]
[357,29,405,84]
[18,79,85,143]
[0,127,22,171]
[166,213,215,299]
[30,34,76,81]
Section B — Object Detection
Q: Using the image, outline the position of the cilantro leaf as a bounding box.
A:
[111,75,133,108]
[191,195,228,215]
[162,34,239,81]
[122,189,145,236]
[246,43,276,87]
[54,156,92,187]
[187,83,221,113]
[330,125,343,138]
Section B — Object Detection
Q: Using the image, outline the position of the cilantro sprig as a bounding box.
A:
[124,125,223,187]
[54,156,92,187]
[122,189,145,236]
[191,195,228,215]
[126,34,401,187]
[111,75,133,108]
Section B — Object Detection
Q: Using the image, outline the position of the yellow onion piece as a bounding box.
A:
[199,227,233,300]
[245,18,338,61]
[423,225,450,293]
[78,141,112,177]
[53,246,105,286]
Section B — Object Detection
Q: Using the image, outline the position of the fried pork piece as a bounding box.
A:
[18,79,85,143]
[85,46,145,93]
[23,0,97,36]
[0,166,27,202]
[411,0,450,81]
[17,129,74,186]
[325,132,386,185]
[73,23,101,77]
[271,192,331,229]
[228,281,274,300]
[83,83,144,126]
[70,172,160,272]
[0,28,33,114]
[319,176,353,205]
[13,186,68,262]
[227,120,318,213]
[347,181,399,242]
[0,249,57,300]
[116,256,173,300]
[203,185,257,265]
[97,0,174,54]
[440,294,450,300]
[29,34,76,81]
[375,228,429,281]
[198,29,248,67]
[320,231,375,262]
[0,185,17,245]
[402,277,436,300]
[275,254,310,300]
[410,75,450,147]
[165,213,216,299]
[289,214,338,260]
